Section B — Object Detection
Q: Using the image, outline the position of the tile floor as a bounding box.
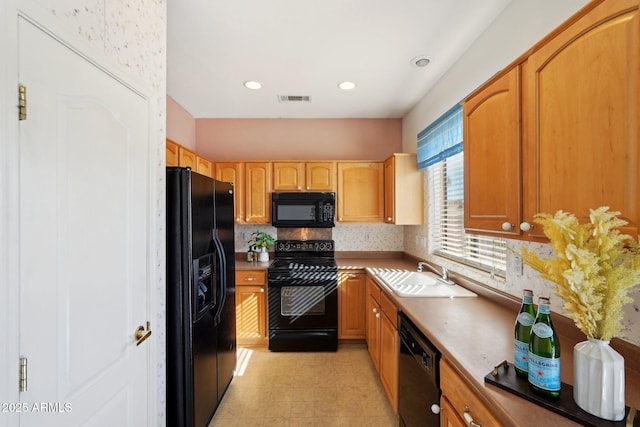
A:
[209,343,397,426]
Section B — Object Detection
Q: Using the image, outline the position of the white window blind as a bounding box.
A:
[427,152,507,276]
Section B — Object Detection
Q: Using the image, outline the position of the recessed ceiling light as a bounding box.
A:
[243,81,262,90]
[410,55,431,68]
[338,81,356,90]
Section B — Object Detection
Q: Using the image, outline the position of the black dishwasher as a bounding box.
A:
[398,312,441,427]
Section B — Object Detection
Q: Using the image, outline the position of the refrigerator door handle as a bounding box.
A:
[212,230,226,325]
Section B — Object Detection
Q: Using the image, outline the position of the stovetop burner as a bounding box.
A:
[269,259,338,272]
[269,239,337,273]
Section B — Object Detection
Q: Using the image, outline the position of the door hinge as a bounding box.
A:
[19,357,27,392]
[19,84,27,121]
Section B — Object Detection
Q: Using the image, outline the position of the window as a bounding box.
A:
[427,152,506,275]
[418,105,506,276]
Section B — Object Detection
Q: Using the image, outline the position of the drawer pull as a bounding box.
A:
[246,277,256,281]
[464,406,482,427]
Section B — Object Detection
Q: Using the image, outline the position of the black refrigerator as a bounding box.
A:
[166,167,236,427]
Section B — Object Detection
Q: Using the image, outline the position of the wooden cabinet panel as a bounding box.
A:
[440,396,465,427]
[178,146,197,169]
[236,270,266,285]
[440,358,503,427]
[380,291,397,329]
[522,0,640,238]
[244,162,271,224]
[273,161,336,192]
[306,161,335,191]
[380,308,398,413]
[463,67,521,236]
[196,156,213,177]
[384,154,423,225]
[337,162,384,223]
[338,271,366,339]
[235,270,267,346]
[273,162,304,191]
[236,285,267,346]
[366,276,382,371]
[166,139,179,166]
[215,162,244,223]
[365,275,398,413]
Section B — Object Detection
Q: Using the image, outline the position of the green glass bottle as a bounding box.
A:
[528,296,561,398]
[514,289,535,377]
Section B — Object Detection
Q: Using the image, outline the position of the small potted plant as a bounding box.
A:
[248,230,275,262]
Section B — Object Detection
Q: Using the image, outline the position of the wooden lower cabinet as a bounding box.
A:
[235,270,268,346]
[440,396,464,427]
[365,275,399,413]
[338,270,366,339]
[440,358,503,427]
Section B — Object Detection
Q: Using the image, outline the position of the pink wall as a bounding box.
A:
[195,118,402,161]
[166,97,196,150]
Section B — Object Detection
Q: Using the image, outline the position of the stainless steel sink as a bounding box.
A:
[373,270,477,298]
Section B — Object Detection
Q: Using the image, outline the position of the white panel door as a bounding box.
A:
[18,16,149,426]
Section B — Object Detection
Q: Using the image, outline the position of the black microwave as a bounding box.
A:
[272,192,336,228]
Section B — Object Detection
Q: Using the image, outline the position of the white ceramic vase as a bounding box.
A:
[573,338,625,421]
[257,247,269,262]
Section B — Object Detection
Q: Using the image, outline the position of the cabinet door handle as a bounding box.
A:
[501,222,514,231]
[260,288,265,293]
[519,222,532,231]
[372,308,378,313]
[463,406,482,427]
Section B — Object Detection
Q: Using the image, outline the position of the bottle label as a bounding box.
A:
[532,323,553,338]
[528,353,561,391]
[517,312,534,326]
[523,295,533,304]
[514,339,529,372]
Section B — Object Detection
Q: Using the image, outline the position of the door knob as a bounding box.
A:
[134,321,152,346]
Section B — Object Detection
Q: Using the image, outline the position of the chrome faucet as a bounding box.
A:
[417,262,449,281]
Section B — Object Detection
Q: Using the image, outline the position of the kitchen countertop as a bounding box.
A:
[235,253,640,426]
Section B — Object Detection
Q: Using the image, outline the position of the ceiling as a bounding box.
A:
[167,0,513,119]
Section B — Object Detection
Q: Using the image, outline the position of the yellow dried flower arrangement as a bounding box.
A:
[522,207,640,341]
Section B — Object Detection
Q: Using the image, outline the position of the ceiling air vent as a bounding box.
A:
[278,95,311,103]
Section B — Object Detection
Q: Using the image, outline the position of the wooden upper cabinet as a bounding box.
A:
[337,162,384,223]
[178,146,197,169]
[244,162,272,224]
[272,162,305,191]
[273,161,336,191]
[196,156,213,177]
[215,162,244,223]
[522,0,640,238]
[166,139,179,166]
[462,0,640,239]
[305,162,336,191]
[463,67,521,236]
[384,154,423,225]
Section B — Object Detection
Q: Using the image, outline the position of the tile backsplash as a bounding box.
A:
[235,223,404,253]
